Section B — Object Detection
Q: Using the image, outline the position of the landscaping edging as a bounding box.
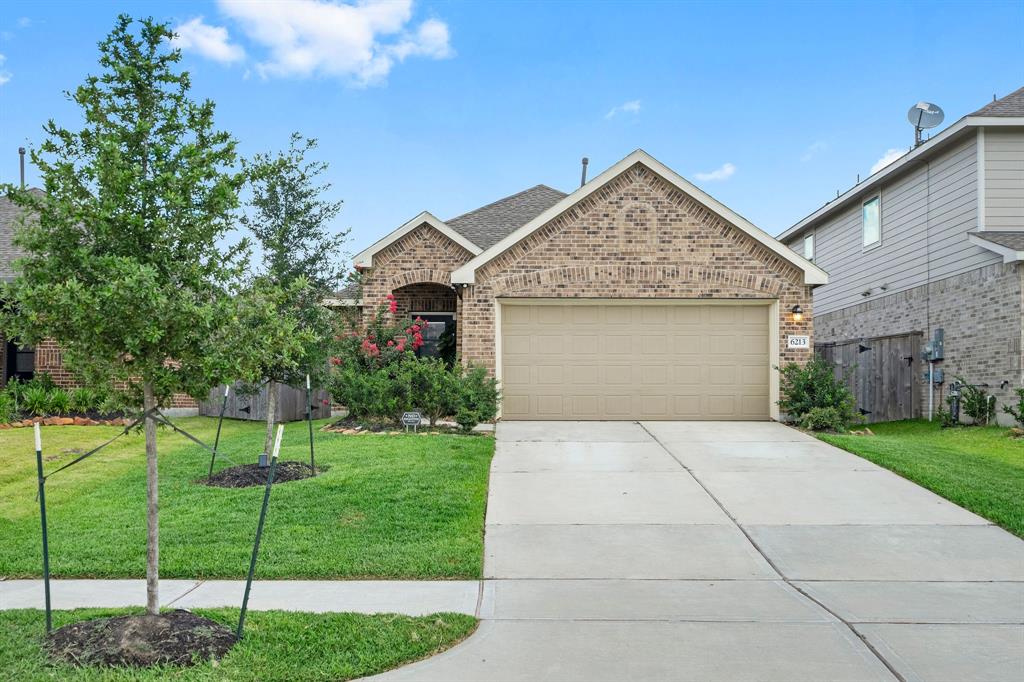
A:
[0,416,130,429]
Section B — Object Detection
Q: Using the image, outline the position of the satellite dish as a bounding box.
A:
[908,102,944,146]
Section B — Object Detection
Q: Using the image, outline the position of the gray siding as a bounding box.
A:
[787,133,1000,316]
[984,127,1024,230]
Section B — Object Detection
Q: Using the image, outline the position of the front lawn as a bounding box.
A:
[0,417,493,578]
[820,420,1024,537]
[0,608,475,681]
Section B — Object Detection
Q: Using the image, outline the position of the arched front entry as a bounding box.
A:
[391,282,457,360]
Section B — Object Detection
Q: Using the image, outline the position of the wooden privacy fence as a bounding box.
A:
[815,332,922,424]
[199,381,332,422]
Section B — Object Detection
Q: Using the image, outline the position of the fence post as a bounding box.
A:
[35,422,52,634]
[237,423,283,640]
[208,385,230,479]
[305,374,315,472]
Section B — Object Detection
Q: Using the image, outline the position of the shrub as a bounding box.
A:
[798,406,848,432]
[5,378,27,412]
[936,397,958,428]
[1002,387,1024,428]
[48,388,71,416]
[957,377,996,425]
[69,387,98,414]
[97,390,126,416]
[455,366,499,433]
[330,363,404,423]
[0,392,15,424]
[407,357,459,426]
[22,385,51,417]
[777,356,858,427]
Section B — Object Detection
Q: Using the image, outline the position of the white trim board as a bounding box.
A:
[451,149,828,286]
[353,211,482,268]
[968,233,1023,263]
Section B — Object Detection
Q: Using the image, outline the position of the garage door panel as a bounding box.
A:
[501,302,770,420]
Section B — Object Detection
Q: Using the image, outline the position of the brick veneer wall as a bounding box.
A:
[392,282,457,320]
[360,223,474,324]
[31,338,198,409]
[815,262,1023,425]
[459,163,814,372]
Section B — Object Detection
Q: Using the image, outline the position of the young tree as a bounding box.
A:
[1,16,247,615]
[240,134,347,459]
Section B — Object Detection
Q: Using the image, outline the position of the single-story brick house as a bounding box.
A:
[342,150,828,421]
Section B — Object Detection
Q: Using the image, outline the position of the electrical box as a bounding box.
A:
[931,328,944,360]
[922,368,945,384]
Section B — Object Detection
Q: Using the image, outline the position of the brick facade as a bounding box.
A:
[459,163,814,372]
[815,262,1023,425]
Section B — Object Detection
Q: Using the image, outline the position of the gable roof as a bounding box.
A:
[780,87,1024,242]
[352,211,482,269]
[447,185,567,250]
[451,149,829,286]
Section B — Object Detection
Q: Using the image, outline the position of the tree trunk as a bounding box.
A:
[142,381,159,616]
[263,381,278,460]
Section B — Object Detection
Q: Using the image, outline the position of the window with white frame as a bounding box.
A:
[862,196,881,247]
[803,234,814,261]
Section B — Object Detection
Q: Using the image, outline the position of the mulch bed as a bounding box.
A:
[47,610,235,668]
[321,416,482,436]
[204,460,319,488]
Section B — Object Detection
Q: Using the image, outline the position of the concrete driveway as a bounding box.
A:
[372,421,1024,682]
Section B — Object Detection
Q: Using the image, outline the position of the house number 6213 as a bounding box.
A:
[787,335,810,349]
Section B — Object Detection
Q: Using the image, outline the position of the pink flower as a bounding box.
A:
[386,293,395,301]
[321,398,330,405]
[387,340,395,347]
[411,324,421,332]
[388,300,398,314]
[330,357,342,366]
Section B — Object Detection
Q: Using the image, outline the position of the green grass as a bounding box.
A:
[820,419,1024,537]
[0,417,493,579]
[0,608,476,681]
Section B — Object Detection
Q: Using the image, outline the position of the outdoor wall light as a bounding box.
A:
[791,305,804,323]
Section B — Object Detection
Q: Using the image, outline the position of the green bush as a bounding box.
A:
[22,385,50,417]
[97,390,126,416]
[777,356,858,428]
[48,388,71,415]
[407,357,459,426]
[69,387,98,414]
[937,397,958,428]
[1002,387,1024,428]
[958,377,996,425]
[455,366,499,433]
[0,392,15,424]
[330,363,404,423]
[5,378,28,413]
[798,406,848,432]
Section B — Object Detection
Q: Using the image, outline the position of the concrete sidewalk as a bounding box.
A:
[370,420,1024,682]
[0,579,480,616]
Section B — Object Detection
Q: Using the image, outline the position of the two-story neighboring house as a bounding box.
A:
[780,87,1024,425]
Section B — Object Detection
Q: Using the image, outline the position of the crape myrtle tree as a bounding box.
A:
[240,133,347,460]
[0,17,251,615]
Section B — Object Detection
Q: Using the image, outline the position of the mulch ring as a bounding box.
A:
[47,610,235,668]
[203,460,320,488]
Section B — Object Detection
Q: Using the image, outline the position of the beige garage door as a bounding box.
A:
[500,301,770,420]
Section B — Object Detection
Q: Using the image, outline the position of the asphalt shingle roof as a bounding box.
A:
[446,184,567,250]
[0,190,42,282]
[972,231,1024,251]
[970,86,1024,117]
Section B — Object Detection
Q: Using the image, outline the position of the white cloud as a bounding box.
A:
[870,148,906,175]
[801,140,827,162]
[217,0,452,86]
[605,99,641,119]
[17,17,31,29]
[172,17,245,64]
[694,162,736,182]
[0,54,10,86]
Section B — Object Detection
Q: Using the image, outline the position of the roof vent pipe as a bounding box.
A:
[580,157,589,187]
[19,147,26,189]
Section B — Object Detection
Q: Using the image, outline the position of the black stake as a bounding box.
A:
[237,424,283,640]
[305,374,315,472]
[34,423,52,634]
[208,385,230,479]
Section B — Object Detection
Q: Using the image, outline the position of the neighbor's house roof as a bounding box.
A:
[0,190,44,282]
[778,87,1024,243]
[968,231,1024,263]
[451,149,828,286]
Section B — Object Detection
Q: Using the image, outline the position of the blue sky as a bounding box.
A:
[1,1,1021,254]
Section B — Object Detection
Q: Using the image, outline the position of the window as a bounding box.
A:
[862,196,881,247]
[411,313,454,359]
[803,234,814,261]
